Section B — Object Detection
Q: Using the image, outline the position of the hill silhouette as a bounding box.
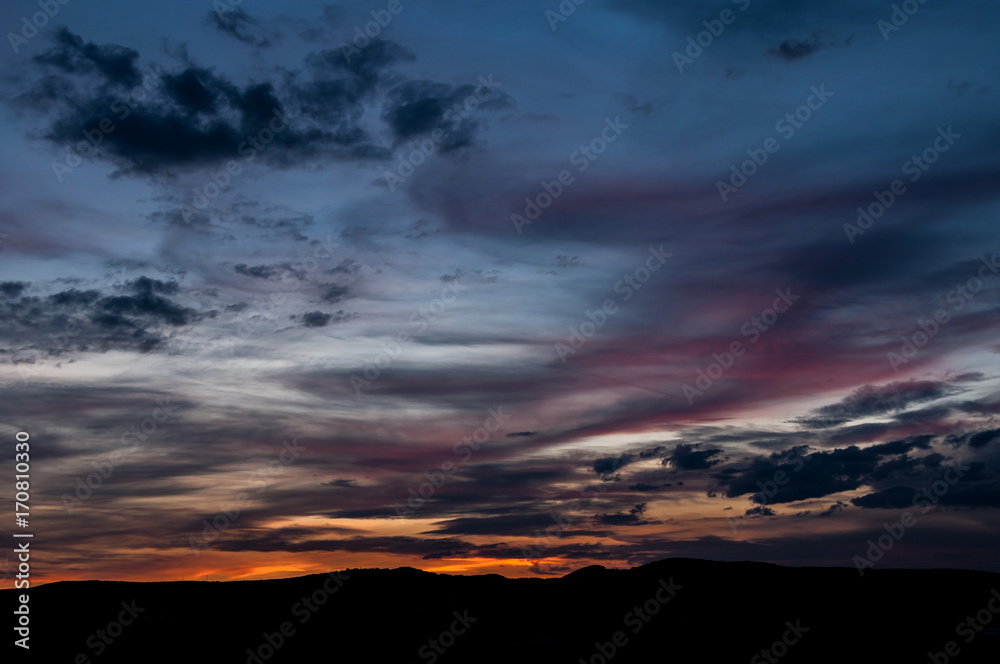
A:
[5,558,999,663]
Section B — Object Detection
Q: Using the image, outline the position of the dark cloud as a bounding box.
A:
[130,276,180,296]
[381,79,512,152]
[666,443,722,470]
[969,428,1000,448]
[33,27,142,87]
[322,285,349,303]
[17,32,513,177]
[767,29,830,61]
[234,264,279,279]
[892,405,954,425]
[327,259,360,275]
[212,533,474,559]
[308,38,415,86]
[426,513,584,538]
[714,440,932,505]
[853,476,1000,509]
[99,277,191,326]
[818,501,848,517]
[161,66,233,116]
[628,483,672,492]
[324,478,358,488]
[301,311,332,327]
[935,481,1000,508]
[593,453,637,475]
[922,453,946,468]
[850,486,917,509]
[0,276,198,356]
[596,502,649,526]
[798,381,954,428]
[869,435,934,456]
[744,506,775,517]
[868,455,921,482]
[207,9,274,48]
[0,282,29,298]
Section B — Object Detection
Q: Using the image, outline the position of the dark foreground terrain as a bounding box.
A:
[5,558,1000,663]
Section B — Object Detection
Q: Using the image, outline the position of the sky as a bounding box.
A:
[0,0,998,583]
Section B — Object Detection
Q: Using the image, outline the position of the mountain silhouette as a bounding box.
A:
[5,558,999,663]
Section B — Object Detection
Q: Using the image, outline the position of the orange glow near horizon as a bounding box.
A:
[29,552,601,586]
[422,557,575,575]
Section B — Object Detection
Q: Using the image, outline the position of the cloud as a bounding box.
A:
[14,31,512,178]
[744,506,775,517]
[766,29,831,61]
[33,27,142,87]
[301,311,332,327]
[426,513,589,538]
[596,502,650,526]
[0,282,29,297]
[381,79,513,152]
[234,264,280,279]
[969,428,1000,448]
[0,276,200,356]
[207,8,275,48]
[797,381,954,428]
[324,478,358,488]
[213,533,474,559]
[818,501,848,517]
[593,453,637,475]
[850,486,916,509]
[853,476,1000,509]
[99,277,192,326]
[714,439,935,506]
[322,285,349,303]
[628,483,671,492]
[665,443,722,470]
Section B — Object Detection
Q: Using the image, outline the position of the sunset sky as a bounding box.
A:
[1,0,998,584]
